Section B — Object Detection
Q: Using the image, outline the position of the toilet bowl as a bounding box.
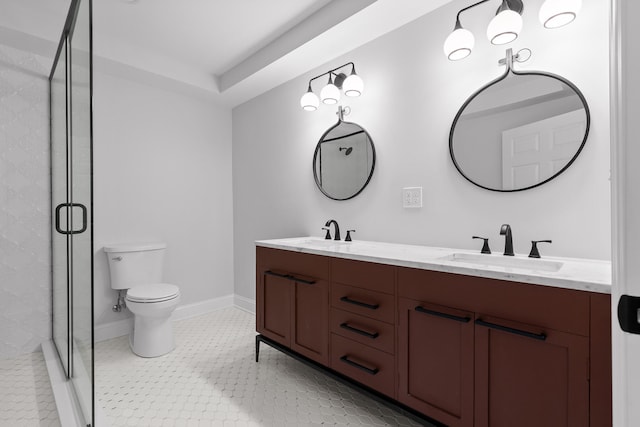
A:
[104,243,181,357]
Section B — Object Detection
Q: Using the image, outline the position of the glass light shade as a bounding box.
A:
[539,0,582,29]
[343,74,364,97]
[443,27,475,61]
[487,9,523,45]
[321,83,340,104]
[300,90,319,111]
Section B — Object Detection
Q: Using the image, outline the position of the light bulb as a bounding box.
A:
[487,9,523,45]
[539,0,582,29]
[300,90,319,111]
[444,27,475,61]
[321,82,340,104]
[343,73,364,97]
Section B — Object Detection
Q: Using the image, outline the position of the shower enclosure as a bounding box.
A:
[50,0,94,425]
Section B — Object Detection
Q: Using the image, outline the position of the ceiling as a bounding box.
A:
[0,0,453,107]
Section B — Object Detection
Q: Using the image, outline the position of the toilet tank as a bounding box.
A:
[104,243,167,290]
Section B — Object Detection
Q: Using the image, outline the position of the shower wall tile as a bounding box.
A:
[0,44,51,359]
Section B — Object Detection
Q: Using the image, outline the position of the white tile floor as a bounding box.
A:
[0,350,61,427]
[95,307,425,427]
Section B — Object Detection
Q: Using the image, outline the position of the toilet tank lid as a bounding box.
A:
[104,243,166,253]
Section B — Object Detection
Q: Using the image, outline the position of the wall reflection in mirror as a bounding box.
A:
[450,53,590,192]
[313,118,375,200]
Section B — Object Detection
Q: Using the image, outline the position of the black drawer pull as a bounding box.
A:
[265,271,316,285]
[415,306,471,323]
[339,322,379,339]
[339,355,379,375]
[340,296,379,310]
[475,319,547,341]
[290,276,316,285]
[265,270,291,279]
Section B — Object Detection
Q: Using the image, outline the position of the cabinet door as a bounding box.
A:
[291,278,329,365]
[258,271,291,347]
[398,298,474,427]
[474,316,589,427]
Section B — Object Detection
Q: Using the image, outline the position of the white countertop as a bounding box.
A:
[255,237,612,294]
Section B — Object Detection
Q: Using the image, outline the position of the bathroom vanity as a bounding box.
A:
[255,237,611,427]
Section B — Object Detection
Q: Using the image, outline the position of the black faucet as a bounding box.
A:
[325,219,341,241]
[500,224,514,256]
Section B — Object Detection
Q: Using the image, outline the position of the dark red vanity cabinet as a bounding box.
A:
[256,246,612,427]
[256,247,330,365]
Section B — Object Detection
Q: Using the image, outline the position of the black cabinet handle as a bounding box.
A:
[264,270,291,279]
[339,322,379,339]
[265,271,316,285]
[339,355,379,375]
[415,306,471,323]
[340,296,379,310]
[290,276,315,285]
[475,319,547,341]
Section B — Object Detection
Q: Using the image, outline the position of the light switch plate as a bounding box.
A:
[402,187,423,208]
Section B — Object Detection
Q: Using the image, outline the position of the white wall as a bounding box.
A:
[0,45,51,359]
[232,0,611,301]
[93,71,234,327]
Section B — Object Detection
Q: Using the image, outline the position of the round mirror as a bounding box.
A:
[449,66,590,192]
[313,119,376,200]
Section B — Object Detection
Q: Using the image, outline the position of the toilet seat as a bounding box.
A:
[126,283,180,303]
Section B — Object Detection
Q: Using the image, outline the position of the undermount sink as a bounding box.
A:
[440,252,563,272]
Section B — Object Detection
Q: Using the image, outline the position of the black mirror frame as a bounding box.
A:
[449,64,591,192]
[313,118,376,201]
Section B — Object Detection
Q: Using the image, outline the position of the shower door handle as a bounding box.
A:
[55,203,88,235]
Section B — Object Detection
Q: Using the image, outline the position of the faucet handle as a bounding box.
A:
[322,227,331,240]
[345,230,356,242]
[529,240,552,258]
[472,236,491,254]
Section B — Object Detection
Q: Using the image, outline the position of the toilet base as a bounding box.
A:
[130,314,176,358]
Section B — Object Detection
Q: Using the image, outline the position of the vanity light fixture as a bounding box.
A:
[444,0,580,61]
[300,62,363,111]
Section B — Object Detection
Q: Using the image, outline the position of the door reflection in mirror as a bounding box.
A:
[450,65,590,192]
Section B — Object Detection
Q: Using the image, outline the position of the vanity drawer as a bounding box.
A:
[331,257,395,294]
[330,308,395,355]
[330,333,395,399]
[398,267,590,336]
[331,283,394,324]
[257,247,329,280]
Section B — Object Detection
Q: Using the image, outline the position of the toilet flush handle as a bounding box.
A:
[112,256,122,261]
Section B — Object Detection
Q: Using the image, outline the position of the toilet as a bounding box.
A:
[104,243,181,357]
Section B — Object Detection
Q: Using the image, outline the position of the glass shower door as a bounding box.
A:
[50,0,94,425]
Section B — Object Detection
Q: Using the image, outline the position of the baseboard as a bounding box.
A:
[234,294,256,314]
[173,294,234,321]
[94,294,238,342]
[94,317,134,343]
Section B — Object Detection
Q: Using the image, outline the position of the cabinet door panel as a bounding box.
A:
[475,316,589,427]
[398,298,474,427]
[259,273,291,346]
[292,279,329,365]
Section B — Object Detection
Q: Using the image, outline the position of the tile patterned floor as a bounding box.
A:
[95,307,424,427]
[0,350,61,427]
